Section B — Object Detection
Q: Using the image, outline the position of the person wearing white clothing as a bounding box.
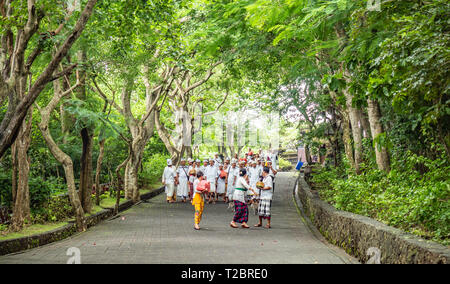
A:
[200,160,208,175]
[248,160,262,214]
[162,159,176,203]
[266,160,278,193]
[176,159,190,203]
[205,159,219,204]
[248,161,261,193]
[226,159,239,208]
[230,168,257,229]
[216,164,227,201]
[256,159,264,178]
[270,150,279,170]
[213,153,222,169]
[255,167,274,229]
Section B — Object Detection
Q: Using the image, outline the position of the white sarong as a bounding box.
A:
[217,177,226,194]
[177,178,189,197]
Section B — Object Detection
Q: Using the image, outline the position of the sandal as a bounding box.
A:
[265,224,271,229]
[230,223,238,228]
[241,224,250,229]
[254,223,262,227]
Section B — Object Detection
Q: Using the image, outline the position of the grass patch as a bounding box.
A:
[85,205,104,216]
[139,181,164,195]
[0,222,68,241]
[100,196,127,208]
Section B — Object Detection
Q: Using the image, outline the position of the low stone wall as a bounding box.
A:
[296,176,450,264]
[0,187,164,256]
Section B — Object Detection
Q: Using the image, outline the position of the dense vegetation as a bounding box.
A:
[0,0,448,245]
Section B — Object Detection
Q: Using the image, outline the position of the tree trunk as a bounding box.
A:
[38,79,86,231]
[95,139,105,206]
[341,110,355,169]
[367,98,390,172]
[119,73,157,203]
[114,151,130,215]
[10,109,32,231]
[344,88,363,174]
[360,111,372,139]
[124,149,143,202]
[11,142,17,206]
[79,128,93,213]
[76,49,93,213]
[334,25,363,174]
[186,146,193,159]
[305,144,312,164]
[40,117,86,231]
[155,108,185,166]
[229,146,236,159]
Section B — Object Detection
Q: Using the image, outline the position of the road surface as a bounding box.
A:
[0,172,356,264]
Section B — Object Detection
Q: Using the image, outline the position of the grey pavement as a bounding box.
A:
[0,172,356,264]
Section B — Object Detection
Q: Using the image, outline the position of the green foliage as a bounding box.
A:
[0,169,12,207]
[0,224,7,232]
[139,153,171,185]
[29,176,67,208]
[313,152,450,245]
[278,157,293,171]
[30,195,74,224]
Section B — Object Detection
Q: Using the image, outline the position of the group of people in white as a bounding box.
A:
[162,148,279,230]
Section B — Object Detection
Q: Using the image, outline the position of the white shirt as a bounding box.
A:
[177,165,189,181]
[269,168,277,180]
[256,165,263,175]
[162,166,176,184]
[227,166,238,186]
[233,176,252,203]
[192,179,202,199]
[248,166,261,185]
[205,165,219,184]
[260,175,274,200]
[270,153,278,170]
[214,157,222,168]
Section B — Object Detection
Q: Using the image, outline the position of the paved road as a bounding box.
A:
[0,172,356,264]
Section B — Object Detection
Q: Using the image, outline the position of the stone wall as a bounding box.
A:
[296,176,450,264]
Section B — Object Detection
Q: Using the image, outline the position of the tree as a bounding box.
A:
[36,73,86,231]
[0,0,98,158]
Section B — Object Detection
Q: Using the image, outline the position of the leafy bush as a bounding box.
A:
[0,170,12,207]
[278,157,293,171]
[0,224,7,232]
[29,176,67,210]
[139,153,170,186]
[31,195,74,224]
[312,152,450,245]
